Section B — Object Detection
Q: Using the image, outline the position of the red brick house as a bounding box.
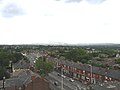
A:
[26,77,50,90]
[58,60,120,84]
[46,56,120,84]
[1,77,50,90]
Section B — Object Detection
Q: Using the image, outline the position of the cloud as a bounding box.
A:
[0,0,120,44]
[1,3,25,17]
[57,0,106,4]
[86,0,106,4]
[65,0,82,3]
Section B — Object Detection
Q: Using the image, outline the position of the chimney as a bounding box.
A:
[40,76,45,80]
[105,68,108,74]
[99,67,102,71]
[31,75,35,81]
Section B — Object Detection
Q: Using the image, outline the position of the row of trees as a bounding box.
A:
[48,48,92,63]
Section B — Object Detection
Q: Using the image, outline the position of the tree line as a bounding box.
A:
[0,50,28,80]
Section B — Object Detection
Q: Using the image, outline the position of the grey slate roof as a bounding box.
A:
[0,69,32,88]
[47,57,120,80]
[13,60,30,69]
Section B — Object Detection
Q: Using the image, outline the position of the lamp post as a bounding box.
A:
[3,76,5,90]
[18,87,22,90]
[61,67,63,90]
[9,61,12,73]
[89,65,92,84]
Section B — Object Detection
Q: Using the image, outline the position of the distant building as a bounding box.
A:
[116,54,120,58]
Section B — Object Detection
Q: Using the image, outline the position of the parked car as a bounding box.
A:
[57,73,61,76]
[69,78,74,82]
[54,81,59,86]
[57,73,66,78]
[61,74,66,78]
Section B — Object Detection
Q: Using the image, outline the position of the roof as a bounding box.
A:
[0,69,32,88]
[26,77,50,90]
[13,60,30,69]
[48,57,120,80]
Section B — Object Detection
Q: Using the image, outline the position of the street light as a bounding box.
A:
[89,65,92,84]
[18,87,22,90]
[3,76,5,90]
[9,60,12,73]
[61,67,63,90]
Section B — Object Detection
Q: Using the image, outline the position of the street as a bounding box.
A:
[47,71,88,90]
[24,53,88,90]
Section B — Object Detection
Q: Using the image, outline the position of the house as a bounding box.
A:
[0,69,31,90]
[0,69,50,90]
[46,56,120,84]
[13,60,30,72]
[26,77,50,90]
[56,60,120,84]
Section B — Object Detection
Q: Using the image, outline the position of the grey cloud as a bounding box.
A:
[86,0,106,4]
[0,0,3,4]
[63,0,106,4]
[65,0,82,3]
[2,3,25,17]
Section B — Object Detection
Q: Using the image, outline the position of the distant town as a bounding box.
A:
[0,44,120,90]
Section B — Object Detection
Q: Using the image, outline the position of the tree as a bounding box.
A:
[64,48,91,63]
[0,66,10,80]
[0,51,28,79]
[35,58,54,76]
[116,58,120,64]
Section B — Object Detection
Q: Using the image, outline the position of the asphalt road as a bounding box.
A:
[49,72,86,90]
[47,76,71,90]
[24,53,88,90]
[48,71,88,90]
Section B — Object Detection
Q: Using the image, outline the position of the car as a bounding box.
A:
[57,73,61,76]
[61,75,66,78]
[54,81,59,86]
[69,78,74,82]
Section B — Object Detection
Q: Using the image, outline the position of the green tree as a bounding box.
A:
[0,66,10,80]
[0,51,28,79]
[64,48,92,63]
[116,58,120,64]
[35,58,54,76]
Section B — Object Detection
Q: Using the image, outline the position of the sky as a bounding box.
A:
[0,0,120,45]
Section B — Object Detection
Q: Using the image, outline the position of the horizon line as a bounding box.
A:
[0,43,120,46]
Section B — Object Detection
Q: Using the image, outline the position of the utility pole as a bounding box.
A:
[61,67,63,90]
[9,61,12,73]
[89,65,92,84]
[3,76,5,90]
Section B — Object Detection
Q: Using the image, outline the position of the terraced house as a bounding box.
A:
[46,56,120,84]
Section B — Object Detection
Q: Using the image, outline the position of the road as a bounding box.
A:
[24,53,88,90]
[47,71,88,90]
[47,76,71,90]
